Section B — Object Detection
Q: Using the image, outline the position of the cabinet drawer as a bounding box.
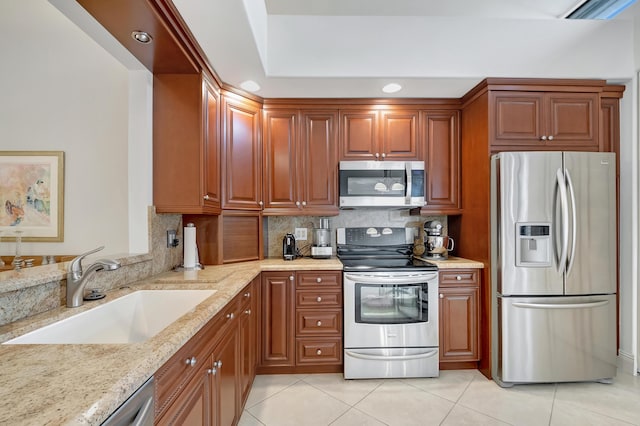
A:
[295,310,342,335]
[296,337,342,364]
[296,290,342,308]
[296,271,342,288]
[439,269,478,286]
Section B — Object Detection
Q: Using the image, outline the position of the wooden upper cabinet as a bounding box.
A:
[340,109,420,161]
[153,73,221,214]
[222,93,263,210]
[380,110,419,160]
[422,110,461,214]
[263,108,338,215]
[492,91,598,148]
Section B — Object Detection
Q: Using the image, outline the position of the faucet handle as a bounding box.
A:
[69,246,105,275]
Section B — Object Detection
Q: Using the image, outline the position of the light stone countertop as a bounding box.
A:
[0,257,341,426]
[0,255,483,425]
[419,256,485,269]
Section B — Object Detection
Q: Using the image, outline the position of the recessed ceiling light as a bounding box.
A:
[382,83,402,94]
[131,31,152,44]
[240,80,261,92]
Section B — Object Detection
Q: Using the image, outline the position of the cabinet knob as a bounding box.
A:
[316,296,322,303]
[203,194,210,200]
[316,320,322,326]
[244,292,251,298]
[316,277,322,283]
[316,349,322,355]
[296,201,301,207]
[540,135,547,141]
[259,200,264,206]
[289,275,294,281]
[375,152,380,158]
[456,275,462,281]
[439,294,444,299]
[302,201,307,206]
[207,367,217,375]
[185,356,197,367]
[381,153,386,159]
[244,309,251,315]
[548,135,554,141]
[216,360,222,368]
[226,312,235,320]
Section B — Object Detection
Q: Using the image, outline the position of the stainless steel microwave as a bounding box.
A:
[339,161,425,208]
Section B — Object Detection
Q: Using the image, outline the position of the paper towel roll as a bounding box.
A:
[183,224,197,268]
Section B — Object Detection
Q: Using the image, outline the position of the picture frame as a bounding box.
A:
[0,151,64,242]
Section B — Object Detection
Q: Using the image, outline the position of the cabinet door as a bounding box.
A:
[300,110,339,214]
[380,110,420,160]
[422,110,460,213]
[546,92,598,146]
[154,74,220,214]
[239,280,258,406]
[439,270,479,362]
[340,110,378,160]
[203,79,221,211]
[492,92,544,145]
[263,110,298,211]
[211,325,239,426]
[260,272,295,367]
[157,366,211,426]
[222,95,262,210]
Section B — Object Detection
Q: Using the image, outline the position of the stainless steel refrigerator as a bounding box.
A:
[490,151,617,387]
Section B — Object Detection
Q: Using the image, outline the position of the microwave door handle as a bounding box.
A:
[405,162,412,204]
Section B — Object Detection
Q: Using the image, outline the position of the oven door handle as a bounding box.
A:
[345,349,439,361]
[344,273,437,284]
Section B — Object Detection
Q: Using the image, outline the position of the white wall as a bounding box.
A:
[0,1,131,256]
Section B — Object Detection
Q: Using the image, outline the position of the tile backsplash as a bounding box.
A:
[265,210,447,258]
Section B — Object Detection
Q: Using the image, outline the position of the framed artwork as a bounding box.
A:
[0,151,64,242]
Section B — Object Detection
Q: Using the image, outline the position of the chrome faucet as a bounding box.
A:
[66,246,121,308]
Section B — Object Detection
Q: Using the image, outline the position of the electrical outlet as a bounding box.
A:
[167,230,178,248]
[294,228,307,241]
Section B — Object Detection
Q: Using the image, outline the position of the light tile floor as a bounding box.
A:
[239,370,640,426]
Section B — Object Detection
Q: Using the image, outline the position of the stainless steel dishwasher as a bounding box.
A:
[101,377,154,426]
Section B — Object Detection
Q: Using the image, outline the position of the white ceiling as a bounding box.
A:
[171,0,639,98]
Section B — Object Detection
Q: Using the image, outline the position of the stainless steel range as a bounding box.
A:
[337,227,439,379]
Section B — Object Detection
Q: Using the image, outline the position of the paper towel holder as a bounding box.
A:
[174,223,204,271]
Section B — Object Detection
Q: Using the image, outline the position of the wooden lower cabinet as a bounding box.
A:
[155,279,258,426]
[258,270,342,374]
[438,269,480,369]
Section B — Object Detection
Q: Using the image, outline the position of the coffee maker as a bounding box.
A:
[311,218,332,259]
[283,233,296,260]
[423,220,454,260]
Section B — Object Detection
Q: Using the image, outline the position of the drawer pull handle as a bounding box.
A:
[316,349,322,355]
[456,275,462,280]
[316,296,322,303]
[226,312,235,320]
[185,357,197,367]
[316,277,322,283]
[316,320,322,326]
[245,309,251,315]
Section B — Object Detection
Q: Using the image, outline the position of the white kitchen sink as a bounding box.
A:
[3,289,216,344]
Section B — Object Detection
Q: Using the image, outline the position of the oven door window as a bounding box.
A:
[355,283,428,324]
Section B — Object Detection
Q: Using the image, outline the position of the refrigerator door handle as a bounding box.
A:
[556,168,569,273]
[512,300,609,310]
[565,169,578,276]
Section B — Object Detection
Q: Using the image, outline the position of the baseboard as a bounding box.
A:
[617,350,635,375]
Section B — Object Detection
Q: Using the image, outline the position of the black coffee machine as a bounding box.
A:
[282,233,296,260]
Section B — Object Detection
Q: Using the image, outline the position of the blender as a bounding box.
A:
[311,218,333,259]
